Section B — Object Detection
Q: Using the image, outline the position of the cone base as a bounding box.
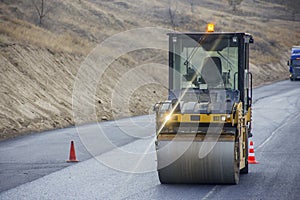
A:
[248,160,259,164]
[67,160,79,163]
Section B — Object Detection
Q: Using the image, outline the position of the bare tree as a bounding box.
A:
[168,1,178,30]
[285,0,300,21]
[186,0,195,13]
[31,0,54,25]
[228,0,243,12]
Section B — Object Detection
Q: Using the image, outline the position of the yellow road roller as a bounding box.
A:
[154,26,254,184]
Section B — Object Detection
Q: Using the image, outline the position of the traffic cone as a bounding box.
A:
[248,140,258,164]
[67,141,79,162]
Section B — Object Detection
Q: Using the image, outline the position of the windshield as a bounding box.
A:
[291,59,300,66]
[171,35,239,90]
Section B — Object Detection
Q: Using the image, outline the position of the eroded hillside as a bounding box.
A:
[0,0,299,140]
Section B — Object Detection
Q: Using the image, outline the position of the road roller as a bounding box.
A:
[154,25,254,184]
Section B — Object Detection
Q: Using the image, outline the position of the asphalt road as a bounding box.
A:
[1,80,300,199]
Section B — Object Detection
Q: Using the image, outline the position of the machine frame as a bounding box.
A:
[155,32,254,184]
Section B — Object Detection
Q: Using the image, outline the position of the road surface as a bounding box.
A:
[1,80,300,199]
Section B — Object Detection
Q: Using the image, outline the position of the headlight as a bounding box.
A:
[165,114,171,121]
[221,116,226,121]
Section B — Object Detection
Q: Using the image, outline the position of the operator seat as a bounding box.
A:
[201,57,223,88]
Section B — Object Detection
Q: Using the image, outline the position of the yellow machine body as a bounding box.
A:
[155,32,254,184]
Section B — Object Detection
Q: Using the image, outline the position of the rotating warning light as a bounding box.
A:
[206,23,215,32]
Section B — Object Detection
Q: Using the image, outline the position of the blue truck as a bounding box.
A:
[288,46,300,81]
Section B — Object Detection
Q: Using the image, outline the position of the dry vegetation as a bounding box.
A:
[0,0,299,140]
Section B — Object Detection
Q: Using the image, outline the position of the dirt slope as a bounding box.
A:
[0,0,299,140]
[0,43,81,138]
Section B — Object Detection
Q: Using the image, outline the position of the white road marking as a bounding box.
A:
[256,112,300,150]
[201,185,218,200]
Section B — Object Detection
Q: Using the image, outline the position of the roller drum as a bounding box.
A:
[157,140,239,184]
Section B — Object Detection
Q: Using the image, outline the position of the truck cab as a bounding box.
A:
[288,46,300,81]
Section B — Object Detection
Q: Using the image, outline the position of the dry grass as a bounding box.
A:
[0,16,93,55]
[1,0,299,63]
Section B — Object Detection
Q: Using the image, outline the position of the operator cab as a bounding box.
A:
[168,32,254,114]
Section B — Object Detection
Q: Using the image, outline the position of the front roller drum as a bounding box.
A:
[156,140,240,184]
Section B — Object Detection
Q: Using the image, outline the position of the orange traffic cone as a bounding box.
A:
[67,141,79,162]
[248,140,258,164]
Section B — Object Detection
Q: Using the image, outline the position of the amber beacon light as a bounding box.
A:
[206,23,215,32]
